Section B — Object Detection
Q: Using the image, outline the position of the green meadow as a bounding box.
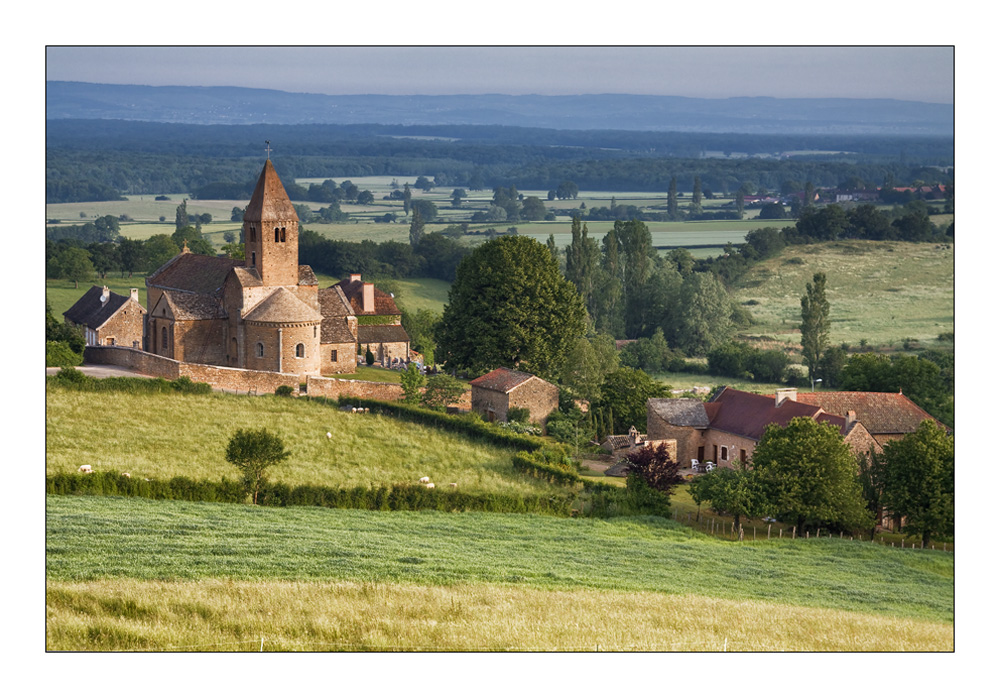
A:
[45,384,553,497]
[45,495,954,651]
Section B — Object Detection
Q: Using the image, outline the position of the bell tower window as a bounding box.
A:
[275,228,280,242]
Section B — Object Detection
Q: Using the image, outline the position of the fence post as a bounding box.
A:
[768,523,772,540]
[792,526,796,539]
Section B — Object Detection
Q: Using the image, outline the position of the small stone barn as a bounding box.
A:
[63,285,145,349]
[469,367,560,427]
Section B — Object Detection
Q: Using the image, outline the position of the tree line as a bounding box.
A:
[46,118,953,203]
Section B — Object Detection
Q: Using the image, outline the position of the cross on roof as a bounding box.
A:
[265,140,272,159]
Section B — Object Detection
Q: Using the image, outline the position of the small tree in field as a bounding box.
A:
[420,374,465,411]
[225,428,291,505]
[400,363,425,404]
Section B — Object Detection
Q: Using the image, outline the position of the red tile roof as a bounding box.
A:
[793,391,943,435]
[470,367,538,394]
[334,278,401,316]
[708,387,846,441]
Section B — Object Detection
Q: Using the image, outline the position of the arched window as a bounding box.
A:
[295,343,305,358]
[275,228,280,242]
[280,227,286,242]
[256,342,264,358]
[251,252,256,267]
[160,326,167,351]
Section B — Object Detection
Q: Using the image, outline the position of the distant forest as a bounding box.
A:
[46,120,954,203]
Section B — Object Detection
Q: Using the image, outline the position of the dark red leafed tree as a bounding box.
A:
[623,442,684,498]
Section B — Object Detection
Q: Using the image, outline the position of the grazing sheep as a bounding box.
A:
[425,483,435,489]
[326,432,332,439]
[78,465,92,474]
[121,472,131,478]
[419,476,431,483]
[448,483,458,488]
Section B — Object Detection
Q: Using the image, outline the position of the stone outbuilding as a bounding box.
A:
[63,285,145,349]
[469,367,559,427]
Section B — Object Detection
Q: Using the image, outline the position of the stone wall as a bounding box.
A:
[307,375,472,409]
[79,346,474,407]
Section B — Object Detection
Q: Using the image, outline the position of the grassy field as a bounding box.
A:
[44,384,554,497]
[45,495,954,650]
[733,240,955,349]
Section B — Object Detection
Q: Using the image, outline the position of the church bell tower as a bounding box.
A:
[242,159,300,287]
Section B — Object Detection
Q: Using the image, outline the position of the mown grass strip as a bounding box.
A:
[46,495,954,624]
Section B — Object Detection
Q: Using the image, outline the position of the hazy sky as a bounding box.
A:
[45,46,954,104]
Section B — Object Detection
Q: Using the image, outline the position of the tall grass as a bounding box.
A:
[46,579,953,652]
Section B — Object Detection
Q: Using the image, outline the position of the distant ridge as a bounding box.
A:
[46,81,954,136]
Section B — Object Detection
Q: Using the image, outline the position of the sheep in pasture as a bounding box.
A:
[121,472,131,478]
[425,482,435,489]
[78,465,92,474]
[419,476,431,483]
[326,432,332,439]
[449,483,458,488]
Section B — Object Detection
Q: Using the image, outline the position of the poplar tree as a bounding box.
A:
[800,272,831,382]
[667,177,679,220]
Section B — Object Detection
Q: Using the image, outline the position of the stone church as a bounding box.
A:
[144,159,408,378]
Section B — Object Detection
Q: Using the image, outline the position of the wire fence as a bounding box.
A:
[672,509,952,552]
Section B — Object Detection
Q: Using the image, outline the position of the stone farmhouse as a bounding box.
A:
[469,367,559,427]
[143,159,407,379]
[63,285,145,349]
[647,387,883,469]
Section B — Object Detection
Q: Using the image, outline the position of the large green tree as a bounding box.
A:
[877,420,954,547]
[593,367,668,433]
[800,271,830,382]
[436,236,585,379]
[750,417,871,533]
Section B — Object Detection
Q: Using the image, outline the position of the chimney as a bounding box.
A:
[130,288,139,303]
[349,273,362,283]
[845,410,857,430]
[363,283,375,313]
[775,388,797,406]
[100,286,110,306]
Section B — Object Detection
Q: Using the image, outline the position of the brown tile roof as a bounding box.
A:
[470,367,540,394]
[159,290,226,320]
[297,265,317,286]
[335,278,402,316]
[793,391,943,435]
[322,317,357,344]
[244,288,322,324]
[147,253,243,297]
[63,286,141,329]
[243,160,299,222]
[358,325,410,344]
[318,286,354,318]
[648,398,710,428]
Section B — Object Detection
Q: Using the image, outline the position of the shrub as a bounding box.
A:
[46,342,83,368]
[275,385,295,397]
[507,407,531,423]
